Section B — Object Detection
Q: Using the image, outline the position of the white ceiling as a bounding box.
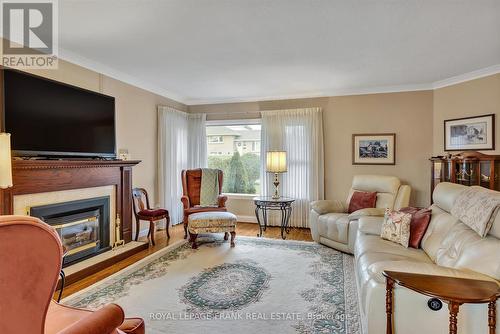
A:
[59,0,500,105]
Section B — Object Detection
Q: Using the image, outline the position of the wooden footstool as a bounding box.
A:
[188,212,237,249]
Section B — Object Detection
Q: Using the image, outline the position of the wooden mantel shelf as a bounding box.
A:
[11,159,141,169]
[0,159,141,243]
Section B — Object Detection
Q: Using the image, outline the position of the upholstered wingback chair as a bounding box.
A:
[309,175,411,254]
[0,215,144,334]
[181,169,227,238]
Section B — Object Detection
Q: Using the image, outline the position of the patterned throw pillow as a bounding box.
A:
[380,209,412,248]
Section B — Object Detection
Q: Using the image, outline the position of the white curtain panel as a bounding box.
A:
[158,106,207,225]
[260,107,324,228]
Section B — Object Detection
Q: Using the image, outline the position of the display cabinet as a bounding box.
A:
[430,151,500,202]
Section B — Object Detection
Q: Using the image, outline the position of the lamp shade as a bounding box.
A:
[0,133,13,189]
[266,151,287,173]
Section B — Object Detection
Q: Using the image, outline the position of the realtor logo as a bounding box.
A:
[1,0,58,69]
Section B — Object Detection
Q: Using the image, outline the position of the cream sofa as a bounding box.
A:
[309,175,411,254]
[356,182,500,334]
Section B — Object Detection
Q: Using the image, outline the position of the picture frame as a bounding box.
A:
[444,114,495,151]
[352,133,396,165]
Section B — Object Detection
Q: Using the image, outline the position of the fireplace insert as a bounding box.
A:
[30,196,111,267]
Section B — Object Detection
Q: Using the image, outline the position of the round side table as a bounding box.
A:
[253,196,295,239]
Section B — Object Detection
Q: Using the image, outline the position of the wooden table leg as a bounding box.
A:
[448,302,460,334]
[489,300,497,334]
[386,277,394,334]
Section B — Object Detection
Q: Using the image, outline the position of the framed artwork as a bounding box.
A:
[352,133,396,165]
[444,114,495,151]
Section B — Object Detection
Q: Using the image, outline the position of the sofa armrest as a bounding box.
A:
[57,303,125,334]
[348,208,386,220]
[218,194,228,208]
[310,200,346,215]
[181,196,190,210]
[358,216,385,236]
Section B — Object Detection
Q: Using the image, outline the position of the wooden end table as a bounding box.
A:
[383,270,500,334]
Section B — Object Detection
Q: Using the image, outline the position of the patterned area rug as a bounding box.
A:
[63,236,360,334]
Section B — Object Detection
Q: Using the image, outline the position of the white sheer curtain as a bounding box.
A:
[158,105,207,225]
[260,108,324,228]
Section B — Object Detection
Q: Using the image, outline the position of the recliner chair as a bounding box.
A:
[309,175,411,254]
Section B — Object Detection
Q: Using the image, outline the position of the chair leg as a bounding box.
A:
[230,231,236,247]
[189,233,198,249]
[149,221,155,246]
[134,217,140,241]
[224,232,229,240]
[166,216,171,239]
[183,222,188,239]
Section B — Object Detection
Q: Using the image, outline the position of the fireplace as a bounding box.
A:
[30,196,111,267]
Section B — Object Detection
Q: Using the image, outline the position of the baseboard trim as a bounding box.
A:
[236,215,257,223]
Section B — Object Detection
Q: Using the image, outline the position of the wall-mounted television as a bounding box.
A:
[2,69,116,158]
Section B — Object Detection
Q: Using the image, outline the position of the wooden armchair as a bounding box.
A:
[132,188,170,246]
[181,169,227,238]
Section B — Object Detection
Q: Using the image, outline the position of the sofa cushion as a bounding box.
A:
[358,216,384,235]
[432,182,466,212]
[348,191,377,213]
[421,205,460,262]
[347,175,401,210]
[436,222,500,280]
[317,213,350,244]
[355,234,434,265]
[347,207,385,220]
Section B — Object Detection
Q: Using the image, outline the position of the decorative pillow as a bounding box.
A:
[400,207,432,249]
[348,191,377,214]
[380,209,412,248]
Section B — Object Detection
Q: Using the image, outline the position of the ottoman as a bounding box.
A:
[188,211,237,249]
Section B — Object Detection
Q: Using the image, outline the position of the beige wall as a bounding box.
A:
[2,59,187,206]
[433,74,500,155]
[191,91,434,213]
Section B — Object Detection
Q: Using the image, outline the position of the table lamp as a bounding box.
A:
[266,151,287,199]
[0,133,13,189]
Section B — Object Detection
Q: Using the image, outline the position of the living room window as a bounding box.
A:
[206,120,261,195]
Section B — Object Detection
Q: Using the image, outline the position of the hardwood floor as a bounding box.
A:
[57,222,312,299]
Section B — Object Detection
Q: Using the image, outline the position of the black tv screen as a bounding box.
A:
[3,69,116,158]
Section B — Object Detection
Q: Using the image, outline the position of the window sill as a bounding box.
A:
[223,193,258,200]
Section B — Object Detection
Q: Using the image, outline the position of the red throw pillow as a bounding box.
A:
[348,191,377,214]
[400,207,432,249]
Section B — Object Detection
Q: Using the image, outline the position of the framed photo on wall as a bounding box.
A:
[444,114,495,151]
[352,133,396,165]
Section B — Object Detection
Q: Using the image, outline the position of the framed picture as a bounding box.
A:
[352,133,396,165]
[444,114,495,151]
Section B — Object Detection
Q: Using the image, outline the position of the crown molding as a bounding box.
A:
[58,48,188,105]
[184,83,434,105]
[432,64,500,90]
[55,49,499,106]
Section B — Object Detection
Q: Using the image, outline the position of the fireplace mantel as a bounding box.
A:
[0,159,141,243]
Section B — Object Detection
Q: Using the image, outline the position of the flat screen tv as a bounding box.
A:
[2,69,116,158]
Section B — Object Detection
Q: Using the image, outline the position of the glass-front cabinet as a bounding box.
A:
[431,151,500,202]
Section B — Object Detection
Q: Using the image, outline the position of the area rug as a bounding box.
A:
[63,236,361,334]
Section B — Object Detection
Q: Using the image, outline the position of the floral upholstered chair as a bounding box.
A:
[181,169,227,239]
